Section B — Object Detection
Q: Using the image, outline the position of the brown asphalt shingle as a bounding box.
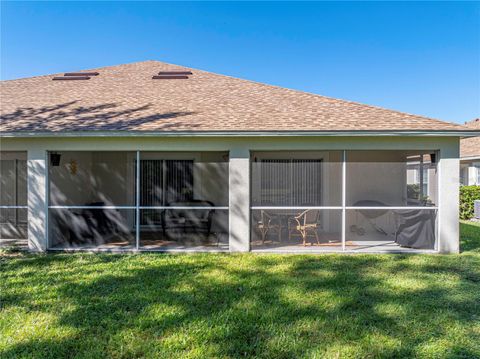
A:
[0,60,473,133]
[461,119,480,158]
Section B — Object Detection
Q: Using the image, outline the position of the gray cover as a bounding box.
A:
[395,210,436,249]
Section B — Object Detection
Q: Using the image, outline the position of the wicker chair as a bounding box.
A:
[288,209,321,246]
[256,210,283,244]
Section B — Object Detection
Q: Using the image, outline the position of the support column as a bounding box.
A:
[229,147,250,252]
[438,141,460,253]
[27,149,48,251]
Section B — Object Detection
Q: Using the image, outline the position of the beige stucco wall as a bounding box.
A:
[0,135,460,253]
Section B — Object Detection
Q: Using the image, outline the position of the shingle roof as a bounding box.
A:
[0,60,474,134]
[461,119,480,158]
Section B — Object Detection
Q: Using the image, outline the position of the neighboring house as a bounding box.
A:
[1,61,478,254]
[460,118,480,186]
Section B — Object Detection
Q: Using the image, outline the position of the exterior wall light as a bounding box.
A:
[50,152,61,166]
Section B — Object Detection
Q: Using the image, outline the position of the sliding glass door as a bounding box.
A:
[139,159,194,227]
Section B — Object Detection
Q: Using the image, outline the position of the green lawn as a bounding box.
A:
[1,223,479,359]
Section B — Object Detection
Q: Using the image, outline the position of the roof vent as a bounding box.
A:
[152,75,189,80]
[158,71,192,75]
[64,72,99,76]
[53,76,90,80]
[152,70,192,80]
[52,71,99,80]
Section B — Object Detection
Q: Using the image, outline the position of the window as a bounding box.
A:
[476,164,480,185]
[422,167,429,196]
[460,166,468,186]
[412,166,429,198]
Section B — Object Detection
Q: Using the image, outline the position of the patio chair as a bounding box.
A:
[288,209,321,246]
[53,205,112,246]
[256,210,283,244]
[62,202,123,246]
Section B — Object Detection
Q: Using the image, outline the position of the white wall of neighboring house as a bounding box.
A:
[460,118,480,186]
[406,163,438,204]
[470,163,480,185]
[460,160,480,186]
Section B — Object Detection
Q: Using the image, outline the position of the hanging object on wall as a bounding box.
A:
[69,159,78,175]
[50,152,61,166]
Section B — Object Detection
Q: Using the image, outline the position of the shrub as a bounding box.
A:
[460,185,480,220]
[407,184,420,200]
[407,184,433,205]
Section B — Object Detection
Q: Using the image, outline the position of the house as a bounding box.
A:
[460,118,480,186]
[1,61,478,253]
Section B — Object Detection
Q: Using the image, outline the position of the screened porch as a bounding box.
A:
[1,148,440,253]
[47,151,229,250]
[251,150,438,252]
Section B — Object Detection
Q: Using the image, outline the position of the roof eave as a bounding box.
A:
[460,155,480,161]
[1,130,479,138]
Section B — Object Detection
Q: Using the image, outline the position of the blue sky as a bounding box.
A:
[1,1,479,124]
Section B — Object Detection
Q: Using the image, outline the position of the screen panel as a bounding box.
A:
[251,209,342,250]
[346,151,438,207]
[49,208,135,249]
[251,151,342,207]
[346,208,437,250]
[0,152,28,240]
[49,151,136,206]
[139,208,228,250]
[139,152,229,208]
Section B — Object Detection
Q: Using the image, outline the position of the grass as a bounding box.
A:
[1,223,479,358]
